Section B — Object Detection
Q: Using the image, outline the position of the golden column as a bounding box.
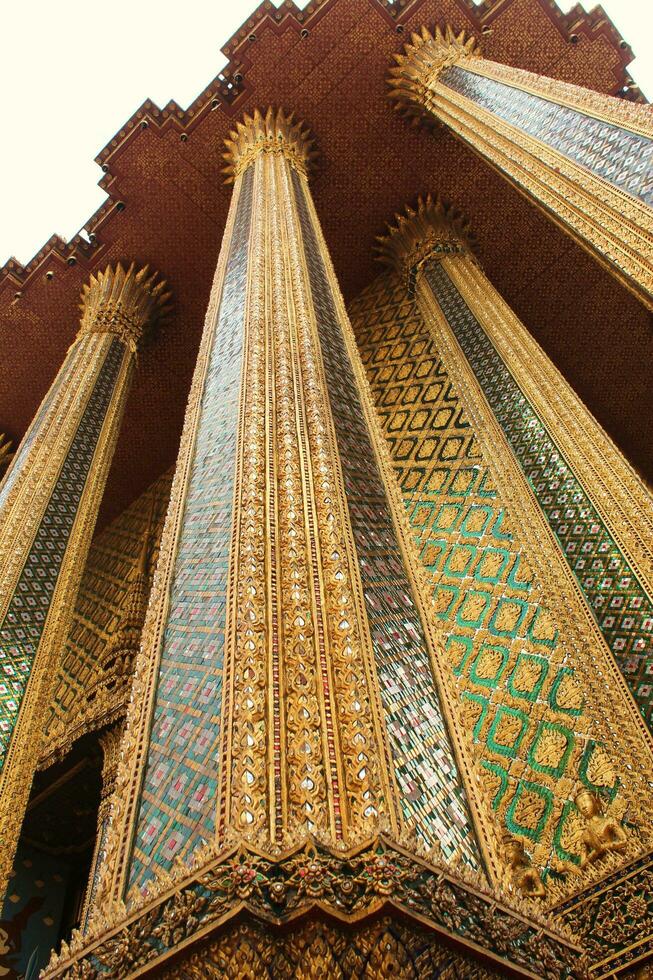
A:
[376,195,653,728]
[96,108,482,910]
[80,722,125,931]
[41,110,587,980]
[388,26,653,310]
[0,263,170,894]
[367,195,653,896]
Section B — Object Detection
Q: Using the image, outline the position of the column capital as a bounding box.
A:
[222,107,317,183]
[375,195,474,282]
[78,262,172,352]
[388,26,479,126]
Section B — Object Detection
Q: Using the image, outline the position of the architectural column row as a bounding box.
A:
[389,26,653,310]
[0,28,651,975]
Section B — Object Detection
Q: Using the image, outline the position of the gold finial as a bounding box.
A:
[222,107,317,183]
[387,25,479,126]
[0,435,14,478]
[375,194,474,281]
[79,263,172,352]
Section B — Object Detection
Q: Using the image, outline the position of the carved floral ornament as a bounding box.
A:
[387,25,479,127]
[375,193,476,283]
[78,262,172,352]
[222,107,318,183]
[41,836,587,979]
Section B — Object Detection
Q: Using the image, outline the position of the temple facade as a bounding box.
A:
[0,1,651,977]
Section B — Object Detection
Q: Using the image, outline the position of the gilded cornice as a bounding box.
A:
[387,25,479,127]
[222,107,317,184]
[375,194,475,282]
[78,262,172,352]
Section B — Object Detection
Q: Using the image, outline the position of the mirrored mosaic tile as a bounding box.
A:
[292,170,480,866]
[0,338,125,770]
[129,168,254,891]
[425,261,653,730]
[442,65,653,205]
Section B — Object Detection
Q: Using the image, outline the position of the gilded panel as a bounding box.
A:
[0,337,125,772]
[41,471,171,766]
[128,167,254,892]
[292,171,479,866]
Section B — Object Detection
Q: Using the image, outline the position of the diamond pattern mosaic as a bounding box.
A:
[0,347,77,510]
[0,337,124,771]
[425,262,653,731]
[350,273,624,872]
[129,167,254,892]
[442,65,653,205]
[293,170,480,866]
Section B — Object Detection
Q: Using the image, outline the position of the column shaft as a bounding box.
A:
[0,264,169,895]
[389,27,653,309]
[80,722,124,932]
[91,109,483,919]
[363,197,653,901]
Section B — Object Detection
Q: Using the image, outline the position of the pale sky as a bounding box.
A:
[0,0,651,267]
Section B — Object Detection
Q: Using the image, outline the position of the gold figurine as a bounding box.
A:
[501,834,546,898]
[575,789,627,867]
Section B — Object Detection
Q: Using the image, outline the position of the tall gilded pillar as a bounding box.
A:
[375,196,653,731]
[0,264,170,894]
[344,195,653,904]
[388,27,653,310]
[43,110,585,979]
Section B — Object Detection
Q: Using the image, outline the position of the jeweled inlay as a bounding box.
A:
[441,65,653,205]
[129,167,254,891]
[350,272,632,876]
[0,337,125,770]
[293,170,480,866]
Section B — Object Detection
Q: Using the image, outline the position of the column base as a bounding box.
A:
[41,835,584,978]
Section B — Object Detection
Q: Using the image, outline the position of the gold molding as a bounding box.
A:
[377,195,653,594]
[0,342,134,896]
[93,174,248,916]
[388,25,479,128]
[0,262,169,897]
[375,194,475,284]
[446,258,653,596]
[414,262,653,899]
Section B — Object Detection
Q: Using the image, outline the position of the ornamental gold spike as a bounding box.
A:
[222,106,317,183]
[387,25,480,126]
[0,434,14,478]
[79,262,172,351]
[375,194,475,280]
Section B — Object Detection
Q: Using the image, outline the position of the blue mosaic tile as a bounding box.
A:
[0,338,125,770]
[442,65,653,205]
[128,167,254,891]
[424,261,653,730]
